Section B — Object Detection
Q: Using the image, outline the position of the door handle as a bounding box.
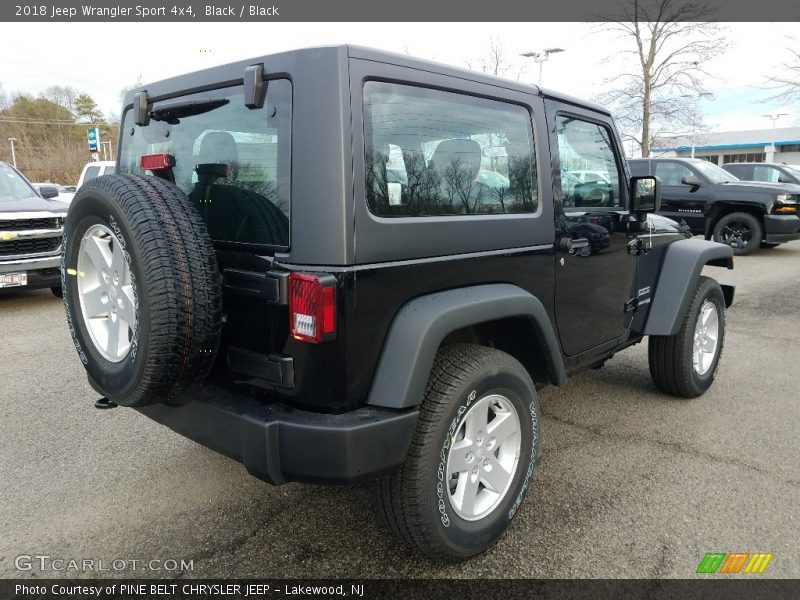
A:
[566,238,589,252]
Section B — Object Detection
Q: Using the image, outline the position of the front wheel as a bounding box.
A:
[377,344,540,562]
[712,212,762,256]
[648,276,726,398]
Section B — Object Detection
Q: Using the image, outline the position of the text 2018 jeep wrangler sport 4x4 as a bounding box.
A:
[62,46,734,562]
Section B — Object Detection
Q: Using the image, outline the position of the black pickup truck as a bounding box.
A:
[630,157,800,254]
[61,46,735,562]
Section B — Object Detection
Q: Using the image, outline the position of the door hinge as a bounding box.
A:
[627,237,647,256]
[624,297,638,313]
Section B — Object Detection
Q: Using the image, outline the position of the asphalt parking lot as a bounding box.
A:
[1,242,798,579]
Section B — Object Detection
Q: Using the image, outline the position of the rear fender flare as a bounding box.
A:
[366,284,566,410]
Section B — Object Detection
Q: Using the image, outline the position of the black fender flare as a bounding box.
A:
[639,238,734,336]
[366,284,567,410]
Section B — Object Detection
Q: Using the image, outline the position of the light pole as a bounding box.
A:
[763,113,788,160]
[7,138,17,168]
[100,141,113,162]
[520,48,564,86]
[679,93,712,158]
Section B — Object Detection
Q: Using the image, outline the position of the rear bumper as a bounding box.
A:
[135,383,418,485]
[764,214,800,243]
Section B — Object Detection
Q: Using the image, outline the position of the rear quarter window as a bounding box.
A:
[363,81,537,217]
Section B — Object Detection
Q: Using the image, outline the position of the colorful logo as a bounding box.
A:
[696,552,773,574]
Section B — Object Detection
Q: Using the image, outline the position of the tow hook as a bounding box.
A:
[94,397,118,409]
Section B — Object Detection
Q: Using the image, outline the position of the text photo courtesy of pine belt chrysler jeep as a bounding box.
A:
[60,46,735,562]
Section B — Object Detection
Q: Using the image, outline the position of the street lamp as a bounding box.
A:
[520,48,565,86]
[763,113,788,158]
[679,92,712,158]
[7,138,17,168]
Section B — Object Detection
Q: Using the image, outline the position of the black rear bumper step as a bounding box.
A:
[136,383,418,485]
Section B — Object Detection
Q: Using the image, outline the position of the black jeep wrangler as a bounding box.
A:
[62,46,734,562]
[630,157,800,255]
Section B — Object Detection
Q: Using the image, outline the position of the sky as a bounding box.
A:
[1,22,798,136]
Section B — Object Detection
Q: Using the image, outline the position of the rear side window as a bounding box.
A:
[363,82,537,217]
[120,80,292,249]
[83,166,101,183]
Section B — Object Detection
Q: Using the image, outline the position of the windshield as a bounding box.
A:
[693,160,738,184]
[120,80,291,249]
[0,162,37,201]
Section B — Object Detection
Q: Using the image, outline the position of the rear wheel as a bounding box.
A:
[377,344,540,562]
[50,286,63,298]
[648,276,726,398]
[62,173,222,407]
[712,212,762,256]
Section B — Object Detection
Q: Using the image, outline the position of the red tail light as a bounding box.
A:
[288,273,336,343]
[140,153,175,172]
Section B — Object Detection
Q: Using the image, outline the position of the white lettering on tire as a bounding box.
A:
[508,400,538,520]
[436,388,477,527]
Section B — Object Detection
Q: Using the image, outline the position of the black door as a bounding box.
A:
[655,161,710,231]
[546,102,637,357]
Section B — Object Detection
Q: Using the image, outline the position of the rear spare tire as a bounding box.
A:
[61,174,222,406]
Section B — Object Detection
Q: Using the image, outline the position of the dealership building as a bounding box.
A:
[651,126,800,166]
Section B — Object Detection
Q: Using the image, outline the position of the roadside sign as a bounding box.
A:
[87,128,99,152]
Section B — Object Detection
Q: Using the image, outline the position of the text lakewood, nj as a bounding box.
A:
[17,4,280,19]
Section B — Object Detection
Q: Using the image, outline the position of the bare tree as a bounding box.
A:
[0,82,8,111]
[765,41,800,103]
[596,0,727,156]
[466,36,526,81]
[41,85,79,115]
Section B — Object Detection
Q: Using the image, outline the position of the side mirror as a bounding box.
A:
[778,175,793,184]
[38,185,59,199]
[630,175,661,216]
[681,175,702,188]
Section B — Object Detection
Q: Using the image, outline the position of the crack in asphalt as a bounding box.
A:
[539,409,800,489]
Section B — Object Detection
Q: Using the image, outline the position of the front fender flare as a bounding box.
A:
[638,238,733,336]
[366,284,567,410]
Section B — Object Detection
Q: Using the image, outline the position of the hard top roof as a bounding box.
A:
[123,44,610,116]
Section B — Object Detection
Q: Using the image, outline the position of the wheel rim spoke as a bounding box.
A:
[84,234,112,272]
[81,285,108,318]
[480,458,511,493]
[447,440,473,477]
[487,410,517,445]
[119,284,137,328]
[464,401,488,441]
[106,315,121,355]
[453,472,480,515]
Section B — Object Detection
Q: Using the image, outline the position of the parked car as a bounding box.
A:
[629,157,800,254]
[77,161,116,189]
[32,183,75,204]
[722,162,800,185]
[0,161,67,296]
[62,46,735,562]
